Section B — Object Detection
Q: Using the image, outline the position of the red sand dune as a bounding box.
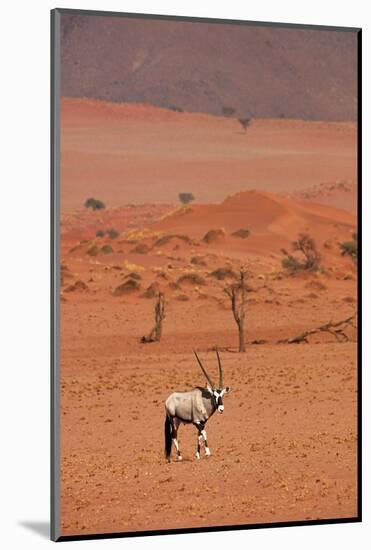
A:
[152,190,356,257]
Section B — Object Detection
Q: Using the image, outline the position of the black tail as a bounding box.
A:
[165,415,172,462]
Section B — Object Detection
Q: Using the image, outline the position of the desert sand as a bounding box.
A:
[61,98,356,211]
[59,100,358,537]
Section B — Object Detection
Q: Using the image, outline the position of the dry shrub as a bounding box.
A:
[210,267,238,280]
[122,228,159,244]
[175,293,190,301]
[125,271,142,281]
[191,256,207,267]
[101,245,113,254]
[65,280,88,293]
[202,228,225,244]
[142,282,160,298]
[177,273,205,286]
[131,243,150,254]
[168,281,180,290]
[87,244,99,256]
[304,280,327,291]
[113,279,140,296]
[231,228,250,239]
[154,234,192,247]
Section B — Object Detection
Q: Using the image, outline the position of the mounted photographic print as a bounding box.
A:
[51,8,361,541]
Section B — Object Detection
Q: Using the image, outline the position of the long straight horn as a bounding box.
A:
[216,348,223,388]
[194,351,214,389]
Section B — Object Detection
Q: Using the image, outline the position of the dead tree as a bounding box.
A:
[224,270,248,352]
[141,292,166,343]
[277,315,356,344]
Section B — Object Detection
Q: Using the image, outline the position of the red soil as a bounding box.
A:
[59,100,358,537]
[60,191,357,537]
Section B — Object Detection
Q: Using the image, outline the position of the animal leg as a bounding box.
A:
[172,418,182,461]
[195,433,202,459]
[201,429,211,457]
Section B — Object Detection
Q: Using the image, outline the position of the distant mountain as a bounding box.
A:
[60,14,358,121]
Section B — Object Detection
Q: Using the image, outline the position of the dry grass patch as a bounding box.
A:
[177,273,206,286]
[231,228,250,239]
[202,228,225,244]
[209,267,238,280]
[130,243,150,254]
[153,234,192,247]
[113,279,141,296]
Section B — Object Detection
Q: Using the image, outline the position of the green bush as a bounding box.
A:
[96,229,105,238]
[84,198,106,211]
[339,235,357,261]
[101,245,113,254]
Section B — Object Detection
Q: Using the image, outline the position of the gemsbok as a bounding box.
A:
[164,350,231,462]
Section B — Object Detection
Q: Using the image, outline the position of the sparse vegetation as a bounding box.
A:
[142,282,160,299]
[87,244,99,256]
[339,233,357,262]
[202,228,225,244]
[232,228,250,239]
[222,106,236,117]
[106,228,119,239]
[113,278,141,296]
[131,243,150,254]
[177,273,205,286]
[84,197,106,211]
[154,234,192,247]
[96,229,105,238]
[210,267,238,280]
[101,245,113,254]
[125,272,142,281]
[179,193,195,205]
[65,280,88,293]
[168,105,183,113]
[191,256,207,267]
[281,233,321,273]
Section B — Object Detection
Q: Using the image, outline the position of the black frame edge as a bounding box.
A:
[56,517,361,542]
[51,7,61,543]
[356,28,362,523]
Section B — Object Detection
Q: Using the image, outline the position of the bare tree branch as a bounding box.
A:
[277,315,356,344]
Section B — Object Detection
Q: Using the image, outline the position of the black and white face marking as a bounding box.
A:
[212,387,231,413]
[213,390,224,413]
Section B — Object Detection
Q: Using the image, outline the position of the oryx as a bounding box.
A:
[164,350,231,462]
